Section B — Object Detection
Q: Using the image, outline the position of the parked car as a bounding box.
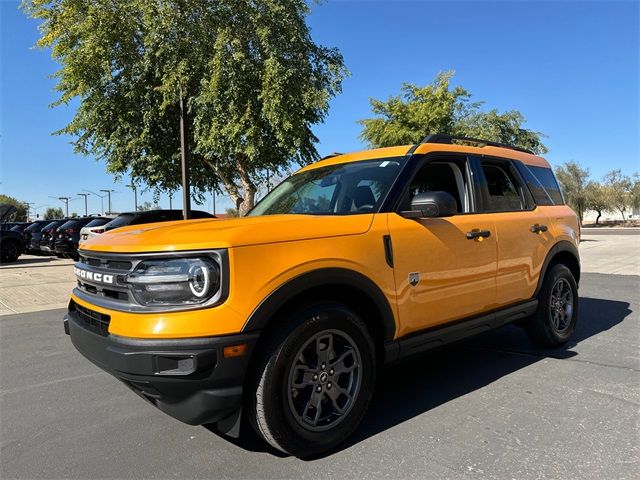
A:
[22,220,54,254]
[0,206,24,263]
[78,217,116,244]
[64,134,580,457]
[1,221,26,231]
[10,223,31,234]
[38,220,68,255]
[101,209,214,232]
[56,217,109,260]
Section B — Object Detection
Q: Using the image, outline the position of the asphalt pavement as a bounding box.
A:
[1,272,638,479]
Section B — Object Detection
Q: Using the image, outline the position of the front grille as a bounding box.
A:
[70,300,111,336]
[75,253,134,304]
[81,256,132,271]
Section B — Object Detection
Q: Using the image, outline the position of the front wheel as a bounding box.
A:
[526,264,579,347]
[247,303,376,457]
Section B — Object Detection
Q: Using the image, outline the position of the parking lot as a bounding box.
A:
[1,231,638,479]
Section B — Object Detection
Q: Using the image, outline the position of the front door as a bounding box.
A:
[387,156,498,338]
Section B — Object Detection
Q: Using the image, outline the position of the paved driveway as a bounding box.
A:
[1,273,637,479]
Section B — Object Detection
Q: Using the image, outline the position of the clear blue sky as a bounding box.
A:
[1,0,638,217]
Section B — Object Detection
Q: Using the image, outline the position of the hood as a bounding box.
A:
[0,205,17,224]
[81,214,375,253]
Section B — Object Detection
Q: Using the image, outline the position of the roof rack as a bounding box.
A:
[421,133,534,154]
[321,152,344,160]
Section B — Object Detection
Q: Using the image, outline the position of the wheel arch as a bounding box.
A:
[534,240,581,297]
[242,268,397,360]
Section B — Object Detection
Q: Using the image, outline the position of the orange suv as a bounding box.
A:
[64,134,580,457]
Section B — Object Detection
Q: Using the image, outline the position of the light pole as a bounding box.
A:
[126,184,138,211]
[100,189,115,215]
[169,192,173,210]
[76,193,90,216]
[57,197,71,217]
[179,86,192,220]
[23,202,34,221]
[84,190,107,215]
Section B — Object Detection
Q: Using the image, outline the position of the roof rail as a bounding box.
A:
[421,133,534,154]
[321,152,344,160]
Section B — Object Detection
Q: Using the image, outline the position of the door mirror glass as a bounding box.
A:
[401,191,457,219]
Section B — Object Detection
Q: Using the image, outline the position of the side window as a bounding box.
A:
[480,162,526,212]
[514,163,554,206]
[405,160,471,213]
[527,166,564,205]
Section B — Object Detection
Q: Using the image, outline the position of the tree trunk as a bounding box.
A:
[236,155,256,217]
[205,159,243,214]
[595,210,601,225]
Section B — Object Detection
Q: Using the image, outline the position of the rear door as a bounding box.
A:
[387,155,498,338]
[472,157,554,307]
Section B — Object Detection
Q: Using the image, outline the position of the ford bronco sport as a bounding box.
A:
[65,134,580,457]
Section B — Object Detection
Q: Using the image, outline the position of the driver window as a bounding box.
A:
[407,161,470,213]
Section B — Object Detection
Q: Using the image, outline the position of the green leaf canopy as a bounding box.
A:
[23,0,347,215]
[359,71,548,155]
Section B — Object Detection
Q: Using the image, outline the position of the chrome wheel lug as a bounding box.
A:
[316,386,322,393]
[313,374,318,381]
[327,382,332,389]
[321,363,326,370]
[329,369,334,375]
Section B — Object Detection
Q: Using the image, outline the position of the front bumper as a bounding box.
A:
[64,310,259,426]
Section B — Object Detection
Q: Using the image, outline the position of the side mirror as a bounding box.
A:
[400,191,457,219]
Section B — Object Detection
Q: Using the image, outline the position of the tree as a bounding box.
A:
[359,71,547,154]
[137,202,154,212]
[603,170,633,222]
[44,207,64,220]
[585,181,612,225]
[225,207,239,218]
[23,0,347,216]
[631,173,640,212]
[555,161,590,223]
[0,195,28,221]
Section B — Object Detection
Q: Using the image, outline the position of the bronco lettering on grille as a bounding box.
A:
[74,267,115,285]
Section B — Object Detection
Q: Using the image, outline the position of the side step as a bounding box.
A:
[384,300,538,363]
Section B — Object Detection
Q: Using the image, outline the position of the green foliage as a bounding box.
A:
[359,71,547,154]
[603,170,633,221]
[224,207,239,217]
[44,207,64,219]
[23,0,346,215]
[555,161,590,222]
[0,195,28,221]
[137,201,154,212]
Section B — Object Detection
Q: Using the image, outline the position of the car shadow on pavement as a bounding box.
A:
[316,296,632,459]
[207,296,631,459]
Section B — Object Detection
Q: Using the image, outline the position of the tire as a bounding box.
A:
[526,264,578,347]
[0,240,21,263]
[246,302,376,457]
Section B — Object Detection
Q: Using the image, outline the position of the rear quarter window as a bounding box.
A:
[527,165,564,205]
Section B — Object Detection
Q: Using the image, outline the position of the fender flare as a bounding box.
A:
[242,267,397,342]
[533,240,581,297]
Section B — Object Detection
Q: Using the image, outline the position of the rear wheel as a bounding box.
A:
[247,303,376,457]
[526,264,578,347]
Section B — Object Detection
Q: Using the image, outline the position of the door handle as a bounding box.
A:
[466,229,491,240]
[531,224,548,234]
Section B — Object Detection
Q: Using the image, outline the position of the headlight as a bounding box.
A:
[125,257,220,307]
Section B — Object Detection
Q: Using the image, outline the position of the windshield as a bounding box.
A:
[104,213,135,230]
[249,158,404,216]
[85,218,110,228]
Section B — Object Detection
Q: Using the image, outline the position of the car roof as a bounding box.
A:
[298,142,550,174]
